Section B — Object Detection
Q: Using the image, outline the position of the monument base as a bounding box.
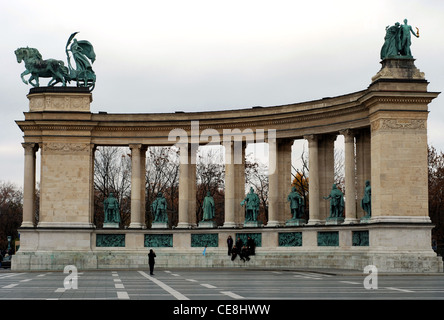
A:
[198,220,216,228]
[103,222,119,229]
[360,216,371,224]
[151,222,168,229]
[243,221,262,228]
[286,218,306,226]
[325,217,344,225]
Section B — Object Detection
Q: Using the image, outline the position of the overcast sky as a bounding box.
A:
[1,0,443,188]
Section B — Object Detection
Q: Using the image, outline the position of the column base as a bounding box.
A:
[128,222,144,229]
[221,222,237,228]
[175,222,191,229]
[20,222,35,228]
[306,219,323,226]
[343,218,360,224]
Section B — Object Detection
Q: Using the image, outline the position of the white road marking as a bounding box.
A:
[221,291,244,299]
[386,287,414,293]
[139,271,189,300]
[201,283,217,289]
[117,291,130,299]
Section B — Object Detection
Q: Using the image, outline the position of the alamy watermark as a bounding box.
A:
[363,265,378,290]
[63,265,78,290]
[168,120,277,174]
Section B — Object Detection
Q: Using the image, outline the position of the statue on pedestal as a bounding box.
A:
[103,192,121,227]
[151,192,168,224]
[241,187,260,223]
[380,18,419,60]
[286,186,305,226]
[15,32,96,90]
[202,191,215,221]
[361,180,372,220]
[323,184,344,220]
[287,186,304,220]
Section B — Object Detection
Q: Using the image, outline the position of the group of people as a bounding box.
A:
[227,235,256,262]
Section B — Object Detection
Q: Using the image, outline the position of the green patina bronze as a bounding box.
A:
[96,234,125,247]
[317,231,339,247]
[144,234,173,247]
[151,192,168,223]
[381,19,419,60]
[278,232,302,247]
[103,192,121,225]
[15,32,96,91]
[191,233,218,247]
[361,180,371,219]
[323,184,344,219]
[352,231,369,246]
[201,191,215,221]
[287,186,305,220]
[241,187,260,222]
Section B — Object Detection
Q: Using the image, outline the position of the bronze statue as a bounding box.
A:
[15,32,96,90]
[202,191,215,221]
[151,192,168,223]
[241,187,260,222]
[323,184,344,218]
[287,186,304,220]
[361,180,371,218]
[380,19,419,60]
[103,192,121,224]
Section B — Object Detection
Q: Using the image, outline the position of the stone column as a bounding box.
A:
[223,141,236,228]
[177,144,196,228]
[268,138,279,226]
[318,134,336,221]
[268,139,292,226]
[129,144,143,228]
[305,135,321,225]
[140,146,147,228]
[341,129,358,223]
[21,143,39,228]
[279,140,293,222]
[355,129,371,218]
[234,142,246,226]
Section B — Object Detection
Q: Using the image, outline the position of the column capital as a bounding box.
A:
[339,129,355,143]
[129,143,143,150]
[304,134,318,143]
[22,142,39,153]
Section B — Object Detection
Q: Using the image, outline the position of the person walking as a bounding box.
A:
[148,249,156,275]
[227,235,233,256]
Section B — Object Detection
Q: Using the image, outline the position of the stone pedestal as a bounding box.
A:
[326,217,344,225]
[103,222,119,229]
[243,221,262,228]
[198,220,216,228]
[285,218,306,226]
[152,222,168,229]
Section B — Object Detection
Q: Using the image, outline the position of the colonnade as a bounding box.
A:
[20,128,371,229]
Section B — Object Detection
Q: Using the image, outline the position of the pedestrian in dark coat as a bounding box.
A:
[227,235,233,256]
[148,249,156,275]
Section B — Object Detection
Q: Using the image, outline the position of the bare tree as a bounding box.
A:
[94,147,132,227]
[196,147,225,225]
[145,147,180,227]
[245,155,269,223]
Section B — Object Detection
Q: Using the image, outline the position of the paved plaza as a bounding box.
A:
[1,268,443,301]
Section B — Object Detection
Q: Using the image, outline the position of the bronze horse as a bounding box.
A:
[15,47,70,87]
